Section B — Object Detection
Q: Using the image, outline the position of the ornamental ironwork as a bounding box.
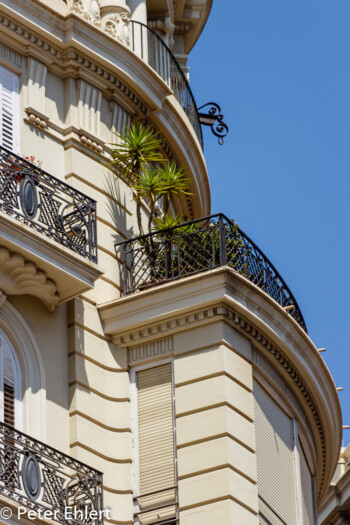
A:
[0,422,103,525]
[116,214,306,332]
[198,103,229,145]
[0,147,97,263]
[130,21,203,148]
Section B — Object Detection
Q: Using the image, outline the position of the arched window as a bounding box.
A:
[0,328,21,429]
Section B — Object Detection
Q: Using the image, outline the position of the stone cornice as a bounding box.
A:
[0,12,146,113]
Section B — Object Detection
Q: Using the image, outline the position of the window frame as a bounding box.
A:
[130,358,178,524]
[254,373,317,525]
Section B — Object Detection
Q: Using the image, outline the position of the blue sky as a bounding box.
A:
[189,1,350,440]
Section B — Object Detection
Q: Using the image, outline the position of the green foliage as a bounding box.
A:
[110,123,165,182]
[110,123,191,236]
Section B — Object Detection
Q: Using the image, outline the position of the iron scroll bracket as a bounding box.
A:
[198,102,229,145]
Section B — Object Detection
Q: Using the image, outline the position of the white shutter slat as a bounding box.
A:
[137,363,176,524]
[0,66,19,153]
[254,380,297,525]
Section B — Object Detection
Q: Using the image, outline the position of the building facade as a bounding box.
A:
[0,1,343,524]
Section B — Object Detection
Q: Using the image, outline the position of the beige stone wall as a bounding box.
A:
[67,298,133,523]
[174,323,258,525]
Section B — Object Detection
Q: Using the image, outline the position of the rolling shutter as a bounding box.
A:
[136,363,176,524]
[0,66,19,153]
[3,338,15,427]
[299,440,315,525]
[254,380,297,525]
[4,384,15,427]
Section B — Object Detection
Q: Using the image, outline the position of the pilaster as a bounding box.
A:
[174,322,259,525]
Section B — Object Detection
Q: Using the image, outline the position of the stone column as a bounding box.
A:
[127,0,147,24]
[126,0,147,60]
[100,0,131,46]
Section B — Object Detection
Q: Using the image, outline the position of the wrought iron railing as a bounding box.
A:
[116,214,307,331]
[0,147,97,262]
[130,21,203,148]
[0,422,103,525]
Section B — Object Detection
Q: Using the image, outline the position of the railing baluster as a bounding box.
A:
[130,20,203,148]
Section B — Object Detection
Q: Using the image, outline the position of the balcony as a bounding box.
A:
[0,148,102,307]
[130,21,203,148]
[116,214,306,332]
[0,423,103,525]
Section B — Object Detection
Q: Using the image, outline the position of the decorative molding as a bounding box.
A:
[78,129,104,153]
[0,247,59,312]
[128,337,173,365]
[0,43,24,69]
[110,101,131,142]
[27,57,47,114]
[0,15,64,62]
[71,51,148,114]
[68,0,101,25]
[174,22,192,35]
[25,106,49,130]
[149,18,175,47]
[0,14,147,115]
[113,302,327,499]
[77,79,102,137]
[101,11,130,46]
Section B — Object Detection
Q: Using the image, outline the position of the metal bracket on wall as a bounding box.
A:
[198,102,229,145]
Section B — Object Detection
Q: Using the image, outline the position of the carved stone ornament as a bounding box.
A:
[68,0,101,25]
[101,11,130,46]
[0,247,59,312]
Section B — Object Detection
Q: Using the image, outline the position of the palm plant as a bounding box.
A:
[157,162,192,215]
[134,166,164,234]
[110,122,198,287]
[110,122,166,235]
[110,123,191,237]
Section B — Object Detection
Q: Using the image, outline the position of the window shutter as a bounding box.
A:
[299,440,315,525]
[136,363,176,524]
[0,66,19,153]
[4,384,14,427]
[254,380,297,525]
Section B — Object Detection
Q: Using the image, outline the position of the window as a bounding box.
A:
[0,329,21,428]
[132,362,177,525]
[0,65,19,152]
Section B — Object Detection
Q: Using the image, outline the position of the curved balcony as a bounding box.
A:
[116,214,307,331]
[0,148,97,263]
[0,148,101,305]
[130,21,203,148]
